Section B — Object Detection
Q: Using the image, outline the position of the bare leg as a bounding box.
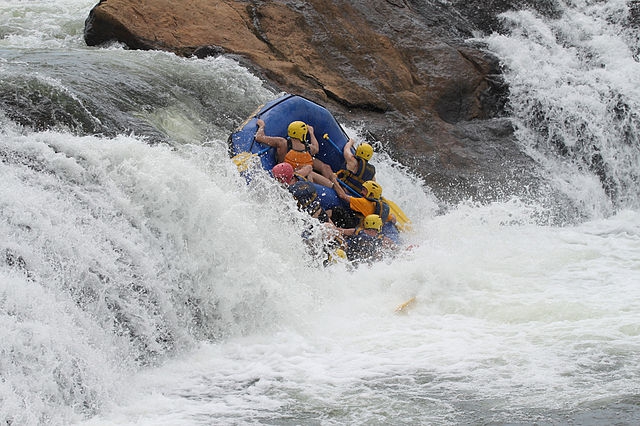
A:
[308,171,334,188]
[313,158,335,181]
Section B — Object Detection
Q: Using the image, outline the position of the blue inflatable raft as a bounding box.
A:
[229,93,350,210]
[229,93,401,242]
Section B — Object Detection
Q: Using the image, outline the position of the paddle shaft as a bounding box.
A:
[236,116,267,157]
[322,132,357,160]
[254,145,272,156]
[337,178,362,197]
[322,133,343,155]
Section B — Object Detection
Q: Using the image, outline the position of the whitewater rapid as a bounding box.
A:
[1,0,640,424]
[483,0,640,212]
[79,204,640,425]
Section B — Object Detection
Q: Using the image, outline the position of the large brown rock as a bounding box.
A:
[85,0,490,115]
[85,0,540,204]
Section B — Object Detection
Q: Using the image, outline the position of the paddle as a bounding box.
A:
[323,133,411,231]
[322,133,349,158]
[232,145,272,172]
[337,177,361,197]
[394,296,416,313]
[381,198,411,231]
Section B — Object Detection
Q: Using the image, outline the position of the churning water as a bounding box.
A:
[1,0,639,425]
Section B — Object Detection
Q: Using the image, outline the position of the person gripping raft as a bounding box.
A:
[336,214,396,265]
[255,119,335,187]
[272,162,347,265]
[336,139,376,194]
[272,162,332,223]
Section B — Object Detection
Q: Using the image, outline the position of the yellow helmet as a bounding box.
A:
[363,214,383,231]
[355,143,373,161]
[287,121,308,141]
[362,180,382,199]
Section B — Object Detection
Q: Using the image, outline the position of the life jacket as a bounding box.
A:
[366,197,391,223]
[336,158,375,193]
[289,179,329,223]
[345,227,384,263]
[284,138,313,169]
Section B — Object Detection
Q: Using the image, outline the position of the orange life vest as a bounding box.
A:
[284,138,313,169]
[285,150,313,169]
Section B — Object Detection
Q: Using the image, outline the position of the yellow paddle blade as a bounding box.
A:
[232,151,257,172]
[395,296,416,313]
[383,197,412,232]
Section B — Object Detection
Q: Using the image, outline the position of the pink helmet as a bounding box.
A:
[272,162,294,184]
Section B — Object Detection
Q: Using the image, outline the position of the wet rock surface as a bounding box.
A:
[84,0,559,207]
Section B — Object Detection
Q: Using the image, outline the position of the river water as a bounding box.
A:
[1,1,639,425]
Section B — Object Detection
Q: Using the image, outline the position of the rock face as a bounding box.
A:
[84,0,543,205]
